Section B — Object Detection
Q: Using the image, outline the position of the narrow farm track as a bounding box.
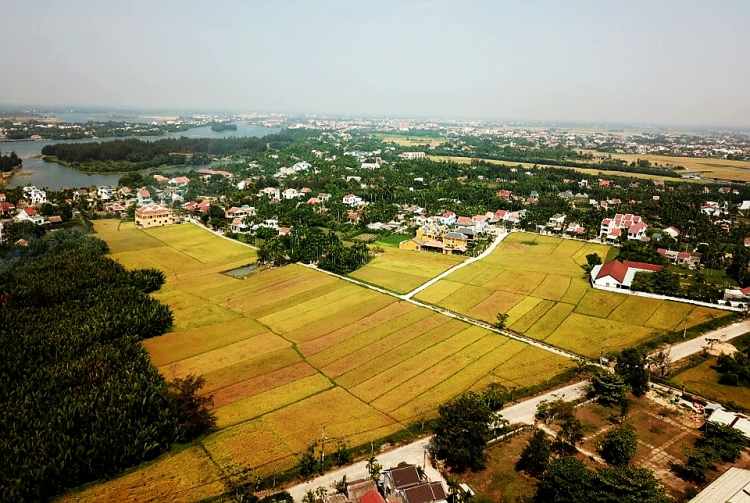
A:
[300,262,587,363]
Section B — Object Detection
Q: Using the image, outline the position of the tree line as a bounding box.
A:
[0,232,215,500]
[0,149,22,172]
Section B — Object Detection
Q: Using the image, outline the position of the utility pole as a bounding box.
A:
[683,314,689,339]
[321,424,326,464]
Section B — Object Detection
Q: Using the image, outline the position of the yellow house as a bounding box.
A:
[443,231,469,248]
[135,204,174,228]
[415,224,447,242]
[399,238,423,251]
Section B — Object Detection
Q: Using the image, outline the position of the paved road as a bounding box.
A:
[402,230,508,299]
[655,320,750,363]
[286,381,588,501]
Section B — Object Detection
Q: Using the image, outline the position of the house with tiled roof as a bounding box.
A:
[137,189,153,206]
[590,260,662,289]
[135,204,174,228]
[600,213,644,241]
[0,201,16,215]
[15,207,45,225]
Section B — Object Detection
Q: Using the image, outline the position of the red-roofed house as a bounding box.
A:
[662,226,681,239]
[359,489,386,503]
[498,189,512,199]
[0,201,16,215]
[16,207,45,225]
[153,174,169,183]
[627,221,648,241]
[278,227,291,236]
[600,213,644,240]
[591,260,662,289]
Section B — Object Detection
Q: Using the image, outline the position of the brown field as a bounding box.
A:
[65,222,574,502]
[415,232,731,358]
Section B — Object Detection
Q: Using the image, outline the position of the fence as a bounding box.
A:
[488,425,534,445]
[591,283,745,312]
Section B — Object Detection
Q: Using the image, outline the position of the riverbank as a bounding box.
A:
[0,164,23,187]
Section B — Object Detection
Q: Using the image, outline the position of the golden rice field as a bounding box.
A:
[349,247,465,294]
[414,233,731,358]
[65,221,573,502]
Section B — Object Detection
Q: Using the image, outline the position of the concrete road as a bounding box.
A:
[285,381,588,501]
[656,320,750,363]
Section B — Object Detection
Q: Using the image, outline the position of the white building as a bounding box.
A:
[260,187,281,199]
[590,260,662,289]
[343,194,363,206]
[22,186,47,205]
[137,189,153,206]
[400,151,426,160]
[282,188,300,199]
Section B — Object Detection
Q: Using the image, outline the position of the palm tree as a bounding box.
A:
[366,455,381,481]
[447,477,462,503]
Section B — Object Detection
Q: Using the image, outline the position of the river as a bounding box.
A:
[1,124,279,190]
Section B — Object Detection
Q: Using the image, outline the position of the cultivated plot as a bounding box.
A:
[69,222,573,502]
[415,233,730,358]
[349,246,464,294]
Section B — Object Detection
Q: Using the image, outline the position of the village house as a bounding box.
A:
[22,186,47,205]
[230,218,251,234]
[662,226,681,239]
[153,174,169,184]
[15,207,45,225]
[590,260,662,289]
[97,186,115,201]
[260,187,281,199]
[282,188,300,199]
[439,211,456,226]
[137,189,153,206]
[135,204,174,229]
[565,222,586,237]
[318,193,332,201]
[343,194,363,206]
[399,151,426,160]
[0,201,16,215]
[382,465,447,503]
[599,213,645,241]
[168,176,190,187]
[547,213,566,231]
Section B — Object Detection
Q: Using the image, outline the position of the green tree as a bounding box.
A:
[682,447,716,483]
[553,416,584,455]
[516,429,552,478]
[494,312,509,329]
[595,465,672,503]
[535,457,595,503]
[697,422,748,462]
[615,348,650,397]
[166,374,217,439]
[590,371,630,406]
[366,455,382,481]
[599,426,637,466]
[433,392,493,471]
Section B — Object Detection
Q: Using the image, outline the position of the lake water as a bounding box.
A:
[1,125,279,190]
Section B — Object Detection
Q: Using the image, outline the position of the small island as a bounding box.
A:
[210,122,238,132]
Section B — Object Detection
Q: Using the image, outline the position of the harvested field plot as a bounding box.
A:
[80,222,574,502]
[416,232,730,357]
[349,247,464,293]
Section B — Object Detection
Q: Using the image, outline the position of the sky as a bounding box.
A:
[1,0,749,127]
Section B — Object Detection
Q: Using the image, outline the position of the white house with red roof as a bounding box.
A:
[439,211,456,226]
[627,221,648,241]
[662,226,681,239]
[0,201,16,215]
[137,189,153,206]
[15,207,45,225]
[590,260,662,289]
[153,174,169,183]
[599,213,645,240]
[343,194,363,206]
[169,176,190,187]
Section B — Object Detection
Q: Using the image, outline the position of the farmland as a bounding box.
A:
[349,247,464,294]
[415,233,731,358]
[66,221,573,502]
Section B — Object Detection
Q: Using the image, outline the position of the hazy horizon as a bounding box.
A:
[2,0,749,128]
